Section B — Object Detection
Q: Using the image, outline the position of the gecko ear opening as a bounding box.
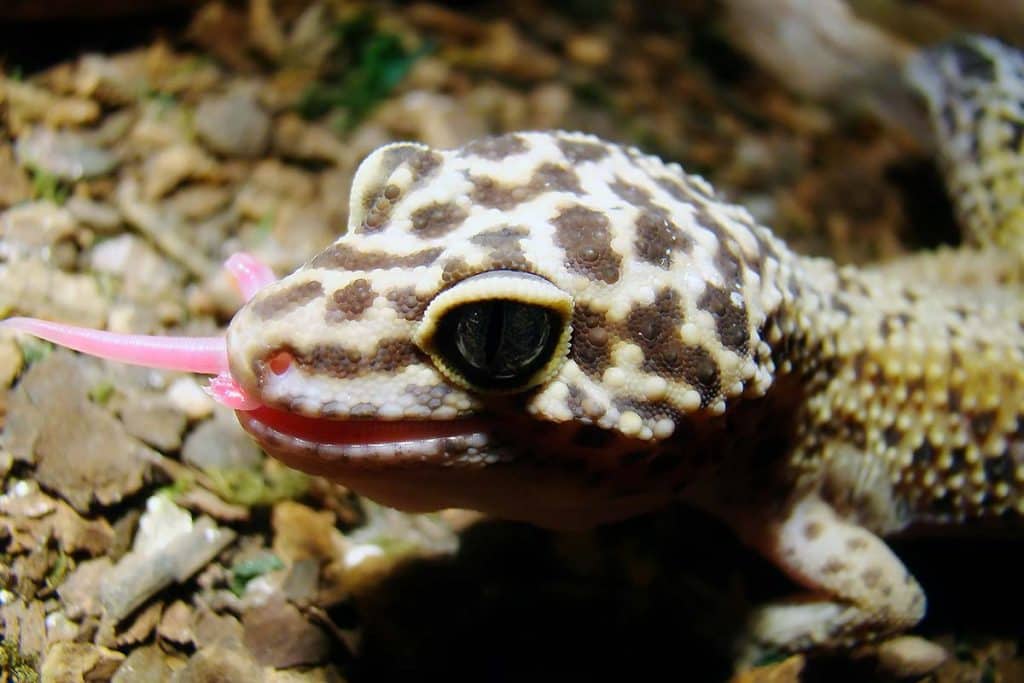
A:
[347,141,431,233]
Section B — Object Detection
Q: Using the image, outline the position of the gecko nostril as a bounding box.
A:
[268,350,294,375]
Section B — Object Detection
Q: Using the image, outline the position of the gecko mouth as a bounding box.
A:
[236,404,496,469]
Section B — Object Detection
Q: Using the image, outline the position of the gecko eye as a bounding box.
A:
[414,271,573,393]
[438,300,560,389]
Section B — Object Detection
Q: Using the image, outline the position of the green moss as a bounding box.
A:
[27,165,70,205]
[157,473,196,501]
[205,459,309,507]
[45,551,70,590]
[87,381,115,405]
[297,12,430,131]
[144,89,179,111]
[16,337,52,366]
[0,639,39,683]
[229,553,285,596]
[255,211,275,238]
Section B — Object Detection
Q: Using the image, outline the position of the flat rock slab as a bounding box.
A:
[3,351,151,512]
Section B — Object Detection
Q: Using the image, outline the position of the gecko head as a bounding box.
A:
[4,131,778,527]
[223,131,777,525]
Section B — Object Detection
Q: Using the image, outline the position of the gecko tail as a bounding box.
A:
[0,317,229,375]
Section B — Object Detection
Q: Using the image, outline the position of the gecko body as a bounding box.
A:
[5,35,1024,663]
[223,127,1024,656]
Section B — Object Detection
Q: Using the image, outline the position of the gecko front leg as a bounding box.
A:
[736,494,927,664]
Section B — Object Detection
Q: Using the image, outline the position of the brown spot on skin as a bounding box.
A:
[883,426,902,448]
[634,211,692,269]
[983,453,1014,483]
[803,521,823,540]
[411,201,468,237]
[488,247,529,271]
[830,294,852,316]
[971,410,996,440]
[948,447,967,474]
[553,205,621,283]
[353,146,419,218]
[441,257,474,284]
[861,567,883,589]
[610,177,655,209]
[326,279,375,323]
[470,226,530,248]
[821,558,848,575]
[656,173,713,203]
[349,402,378,417]
[846,536,869,551]
[470,175,535,210]
[846,421,868,450]
[408,150,442,183]
[469,226,532,271]
[386,287,430,321]
[251,281,323,319]
[626,289,684,352]
[470,163,581,210]
[360,195,394,233]
[359,184,403,233]
[370,339,422,373]
[679,346,721,407]
[626,290,718,403]
[290,339,421,379]
[310,244,442,271]
[947,388,962,412]
[912,442,935,467]
[534,162,583,194]
[713,238,743,284]
[697,284,749,355]
[557,138,610,163]
[571,303,613,377]
[461,133,529,160]
[837,272,870,297]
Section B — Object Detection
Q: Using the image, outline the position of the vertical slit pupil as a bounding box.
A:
[443,299,557,388]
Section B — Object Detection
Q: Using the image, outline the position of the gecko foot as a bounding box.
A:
[736,495,927,667]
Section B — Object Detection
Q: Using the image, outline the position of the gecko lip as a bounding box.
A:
[235,405,495,467]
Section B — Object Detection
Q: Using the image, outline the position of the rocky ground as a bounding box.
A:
[1,2,1022,682]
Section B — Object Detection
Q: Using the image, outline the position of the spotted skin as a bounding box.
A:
[222,121,1024,661]
[908,35,1024,252]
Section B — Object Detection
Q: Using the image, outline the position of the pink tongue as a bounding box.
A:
[208,373,261,410]
[225,253,277,301]
[0,251,279,411]
[0,317,228,374]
